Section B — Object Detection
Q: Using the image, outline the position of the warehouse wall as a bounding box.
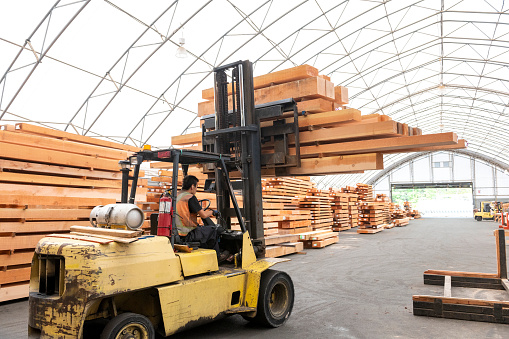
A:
[371,151,509,212]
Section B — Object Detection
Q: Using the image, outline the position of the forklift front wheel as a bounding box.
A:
[254,269,294,327]
[100,312,155,339]
[475,216,482,221]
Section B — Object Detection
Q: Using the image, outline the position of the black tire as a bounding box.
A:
[475,216,482,221]
[100,312,155,339]
[254,269,294,327]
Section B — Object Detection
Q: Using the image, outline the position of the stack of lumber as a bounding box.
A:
[262,177,314,235]
[357,202,388,234]
[0,123,143,302]
[178,64,466,177]
[394,217,410,227]
[329,189,351,231]
[298,189,333,231]
[375,194,391,226]
[356,183,374,202]
[264,234,304,258]
[297,229,338,249]
[403,201,421,218]
[390,203,407,220]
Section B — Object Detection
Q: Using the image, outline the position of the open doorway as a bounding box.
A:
[391,182,473,218]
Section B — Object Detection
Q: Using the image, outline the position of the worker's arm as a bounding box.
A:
[198,209,213,219]
[188,196,214,222]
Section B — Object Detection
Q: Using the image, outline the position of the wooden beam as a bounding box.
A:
[424,270,498,279]
[15,123,140,152]
[0,159,128,180]
[70,226,143,238]
[0,220,90,233]
[291,109,361,128]
[0,172,122,189]
[334,86,348,105]
[0,141,121,171]
[0,195,116,206]
[294,120,399,144]
[381,139,467,154]
[285,153,383,175]
[201,64,319,100]
[0,283,28,302]
[0,208,91,220]
[0,184,126,201]
[0,130,129,160]
[0,234,46,251]
[198,76,335,117]
[289,132,459,157]
[413,295,509,307]
[0,267,31,285]
[0,252,34,267]
[296,99,338,114]
[171,132,202,146]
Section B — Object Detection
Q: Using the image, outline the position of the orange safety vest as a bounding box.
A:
[176,191,198,236]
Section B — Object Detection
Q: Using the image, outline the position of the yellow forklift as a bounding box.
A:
[28,61,303,338]
[474,201,500,221]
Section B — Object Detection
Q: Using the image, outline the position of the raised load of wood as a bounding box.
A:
[174,64,465,177]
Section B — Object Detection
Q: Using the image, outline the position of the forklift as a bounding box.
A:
[474,201,501,221]
[28,61,302,338]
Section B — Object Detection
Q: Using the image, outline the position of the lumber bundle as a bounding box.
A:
[0,123,143,302]
[264,234,304,258]
[183,64,466,177]
[403,201,421,218]
[298,189,333,231]
[329,189,357,231]
[262,177,314,235]
[357,201,388,233]
[297,229,339,249]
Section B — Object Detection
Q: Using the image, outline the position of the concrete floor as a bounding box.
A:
[2,218,509,338]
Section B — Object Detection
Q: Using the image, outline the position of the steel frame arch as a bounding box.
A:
[0,0,91,120]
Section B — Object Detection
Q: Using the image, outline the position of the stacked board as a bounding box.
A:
[329,189,354,231]
[262,177,314,235]
[173,64,466,177]
[340,186,360,228]
[0,123,144,302]
[264,234,304,258]
[298,230,339,249]
[357,202,388,234]
[298,189,333,231]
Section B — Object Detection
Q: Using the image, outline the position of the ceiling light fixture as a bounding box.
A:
[176,37,188,58]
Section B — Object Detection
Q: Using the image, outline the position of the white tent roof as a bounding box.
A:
[1,0,508,186]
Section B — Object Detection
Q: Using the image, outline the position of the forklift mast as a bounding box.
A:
[201,60,303,252]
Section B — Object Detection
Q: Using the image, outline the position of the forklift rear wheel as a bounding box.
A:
[475,216,482,221]
[254,269,294,327]
[100,312,154,339]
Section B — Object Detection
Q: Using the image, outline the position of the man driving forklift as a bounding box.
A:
[176,175,230,261]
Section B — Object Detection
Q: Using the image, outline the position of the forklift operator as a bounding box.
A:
[176,175,220,254]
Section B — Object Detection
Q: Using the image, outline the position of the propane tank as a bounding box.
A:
[157,192,173,237]
[90,203,144,230]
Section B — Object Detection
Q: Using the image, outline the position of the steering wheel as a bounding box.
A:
[198,199,211,211]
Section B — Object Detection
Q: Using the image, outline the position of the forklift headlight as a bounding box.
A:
[130,156,138,166]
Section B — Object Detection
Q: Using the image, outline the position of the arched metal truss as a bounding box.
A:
[0,0,508,179]
[366,149,509,187]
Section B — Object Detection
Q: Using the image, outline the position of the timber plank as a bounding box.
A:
[297,99,337,113]
[171,132,202,146]
[334,86,348,105]
[0,130,128,160]
[0,141,120,171]
[0,159,125,180]
[0,220,90,233]
[0,195,116,206]
[0,283,29,302]
[15,123,140,152]
[0,267,31,285]
[286,153,383,175]
[0,208,91,220]
[0,172,122,189]
[0,183,127,201]
[293,120,399,144]
[289,132,459,157]
[198,76,335,116]
[0,252,34,267]
[0,234,45,251]
[202,64,319,100]
[70,226,143,238]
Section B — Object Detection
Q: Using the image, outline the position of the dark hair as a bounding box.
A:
[182,175,199,190]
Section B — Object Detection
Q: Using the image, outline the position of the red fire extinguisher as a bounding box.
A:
[157,190,173,237]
